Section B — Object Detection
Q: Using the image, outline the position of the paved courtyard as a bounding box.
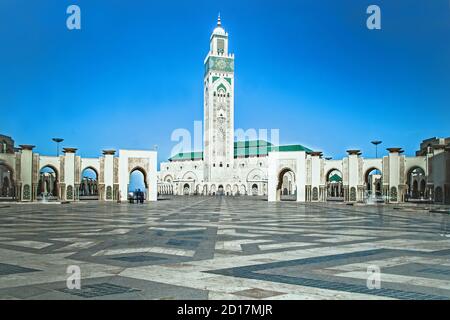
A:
[0,196,449,300]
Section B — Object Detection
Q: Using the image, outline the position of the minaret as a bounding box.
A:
[203,15,235,182]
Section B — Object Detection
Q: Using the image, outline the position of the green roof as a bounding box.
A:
[168,140,312,161]
[168,151,203,161]
[329,174,342,182]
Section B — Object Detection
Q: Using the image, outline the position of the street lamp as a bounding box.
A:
[371,140,382,158]
[52,138,64,157]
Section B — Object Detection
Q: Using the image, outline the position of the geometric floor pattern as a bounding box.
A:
[0,196,449,299]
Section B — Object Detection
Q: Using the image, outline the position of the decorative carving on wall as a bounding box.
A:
[383,157,389,184]
[312,187,318,201]
[75,156,81,184]
[350,187,356,201]
[15,153,21,182]
[23,184,31,200]
[114,158,119,184]
[60,157,65,183]
[67,185,73,200]
[128,158,149,173]
[390,186,397,202]
[399,157,405,184]
[32,154,39,183]
[106,186,112,200]
[99,158,105,183]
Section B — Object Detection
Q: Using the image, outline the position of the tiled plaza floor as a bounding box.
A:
[0,196,449,300]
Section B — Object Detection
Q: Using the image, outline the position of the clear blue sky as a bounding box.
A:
[1,0,449,167]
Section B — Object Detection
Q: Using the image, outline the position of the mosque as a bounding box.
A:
[0,17,449,204]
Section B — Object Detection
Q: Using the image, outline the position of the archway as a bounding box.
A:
[326,169,343,201]
[183,183,190,195]
[217,185,224,196]
[0,163,15,199]
[79,167,98,200]
[275,168,295,200]
[129,167,148,201]
[406,167,426,201]
[38,165,59,200]
[252,183,259,196]
[364,167,382,201]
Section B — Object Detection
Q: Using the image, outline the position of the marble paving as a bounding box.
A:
[0,197,449,300]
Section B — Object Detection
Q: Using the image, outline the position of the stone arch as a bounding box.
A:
[406,166,426,200]
[39,164,59,180]
[276,167,295,200]
[364,167,382,198]
[247,168,266,182]
[251,183,258,196]
[326,168,343,200]
[182,171,198,181]
[183,183,190,195]
[0,162,15,198]
[233,184,238,195]
[240,184,246,195]
[163,174,173,183]
[80,166,99,199]
[130,166,148,188]
[210,184,216,195]
[226,184,232,196]
[128,166,149,201]
[38,164,59,199]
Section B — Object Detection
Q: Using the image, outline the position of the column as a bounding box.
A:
[103,150,115,201]
[62,148,77,201]
[346,150,361,202]
[19,145,35,202]
[387,148,403,203]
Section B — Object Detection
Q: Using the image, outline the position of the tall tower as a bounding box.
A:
[203,15,235,182]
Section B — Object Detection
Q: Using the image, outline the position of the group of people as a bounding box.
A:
[129,189,145,204]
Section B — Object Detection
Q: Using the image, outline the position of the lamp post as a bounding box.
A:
[52,138,64,157]
[371,140,382,158]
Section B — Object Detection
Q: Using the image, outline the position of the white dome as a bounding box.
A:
[213,25,226,36]
[212,15,226,36]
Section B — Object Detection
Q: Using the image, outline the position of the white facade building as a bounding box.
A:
[157,17,450,204]
[1,18,448,205]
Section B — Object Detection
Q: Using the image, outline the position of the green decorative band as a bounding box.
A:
[205,56,234,76]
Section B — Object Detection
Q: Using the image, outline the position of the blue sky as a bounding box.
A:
[1,0,449,167]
